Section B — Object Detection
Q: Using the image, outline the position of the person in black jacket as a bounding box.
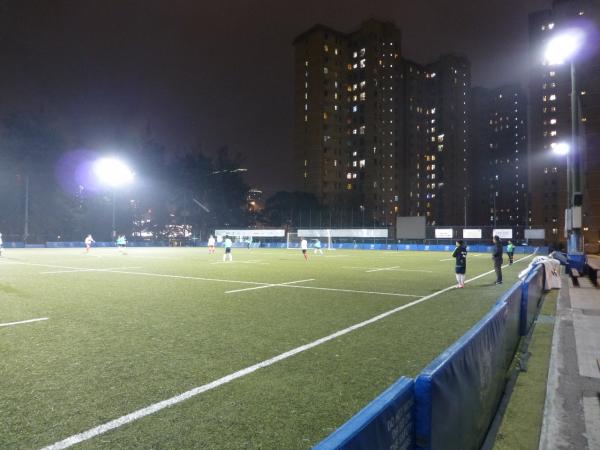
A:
[452,240,468,288]
[492,235,503,284]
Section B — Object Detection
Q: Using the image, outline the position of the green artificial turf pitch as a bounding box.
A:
[1,247,530,449]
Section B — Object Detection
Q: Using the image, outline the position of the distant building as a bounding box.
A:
[247,189,264,213]
[528,0,600,243]
[472,85,528,238]
[293,19,472,226]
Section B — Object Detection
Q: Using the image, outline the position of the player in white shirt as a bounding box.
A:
[300,238,308,261]
[207,235,216,254]
[84,234,95,253]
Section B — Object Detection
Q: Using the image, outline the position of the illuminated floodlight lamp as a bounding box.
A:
[544,30,584,65]
[93,157,134,187]
[551,142,570,155]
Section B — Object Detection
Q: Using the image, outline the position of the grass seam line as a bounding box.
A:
[39,253,534,450]
[0,317,49,328]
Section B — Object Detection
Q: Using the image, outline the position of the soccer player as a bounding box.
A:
[207,235,216,254]
[492,235,503,284]
[223,235,233,262]
[300,237,308,261]
[313,238,323,255]
[507,240,515,265]
[84,234,95,253]
[116,234,127,254]
[245,235,252,249]
[452,240,467,288]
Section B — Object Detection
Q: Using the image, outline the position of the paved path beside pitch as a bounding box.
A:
[539,274,600,450]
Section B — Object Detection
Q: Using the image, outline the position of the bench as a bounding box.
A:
[586,257,600,286]
[570,267,581,286]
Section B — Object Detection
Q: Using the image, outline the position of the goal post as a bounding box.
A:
[286,232,299,249]
[287,231,333,250]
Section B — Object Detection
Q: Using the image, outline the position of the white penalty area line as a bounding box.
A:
[41,266,142,274]
[342,266,433,273]
[0,317,48,328]
[225,279,315,294]
[4,260,424,299]
[41,252,535,450]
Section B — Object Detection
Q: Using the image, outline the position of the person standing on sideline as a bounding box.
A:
[313,238,324,255]
[492,235,503,284]
[223,236,233,262]
[84,234,95,253]
[452,240,467,288]
[207,235,216,254]
[300,237,308,261]
[507,240,515,265]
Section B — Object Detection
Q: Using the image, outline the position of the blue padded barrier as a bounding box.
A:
[520,265,545,336]
[3,242,25,248]
[414,282,522,450]
[313,377,414,450]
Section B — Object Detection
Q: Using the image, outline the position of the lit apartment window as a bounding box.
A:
[548,23,555,29]
[550,118,557,125]
[549,71,555,77]
[550,130,557,136]
[359,125,366,135]
[334,48,339,55]
[359,160,366,168]
[324,44,329,52]
[323,67,329,74]
[359,59,366,68]
[549,94,556,101]
[352,105,358,112]
[360,48,366,57]
[305,61,309,67]
[352,51,358,58]
[360,92,366,101]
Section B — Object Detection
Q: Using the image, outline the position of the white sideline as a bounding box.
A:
[225,279,315,294]
[39,252,535,450]
[0,317,48,328]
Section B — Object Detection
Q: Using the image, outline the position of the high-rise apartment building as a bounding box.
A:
[528,0,600,243]
[472,85,528,237]
[293,20,472,226]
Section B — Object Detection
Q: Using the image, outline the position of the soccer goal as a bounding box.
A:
[286,232,301,249]
[286,232,333,250]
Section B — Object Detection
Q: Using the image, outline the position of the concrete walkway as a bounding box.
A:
[539,275,600,450]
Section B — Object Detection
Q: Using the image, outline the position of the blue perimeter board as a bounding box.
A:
[313,377,414,450]
[413,282,523,450]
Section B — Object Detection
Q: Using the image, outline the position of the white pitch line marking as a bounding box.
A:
[6,260,423,298]
[40,252,535,450]
[0,317,48,328]
[439,258,454,261]
[41,266,142,274]
[342,266,433,274]
[225,279,315,294]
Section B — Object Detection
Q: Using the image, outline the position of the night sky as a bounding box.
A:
[0,0,550,195]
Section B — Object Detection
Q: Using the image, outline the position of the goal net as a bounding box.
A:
[286,232,333,250]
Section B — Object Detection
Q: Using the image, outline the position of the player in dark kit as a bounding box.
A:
[452,240,467,288]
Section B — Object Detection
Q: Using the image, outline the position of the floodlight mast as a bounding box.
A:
[93,157,134,239]
[545,30,584,254]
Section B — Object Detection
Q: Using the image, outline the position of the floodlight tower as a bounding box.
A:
[544,29,584,254]
[93,157,134,239]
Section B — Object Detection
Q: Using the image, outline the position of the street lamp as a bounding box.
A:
[551,142,570,156]
[93,157,134,239]
[545,29,585,254]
